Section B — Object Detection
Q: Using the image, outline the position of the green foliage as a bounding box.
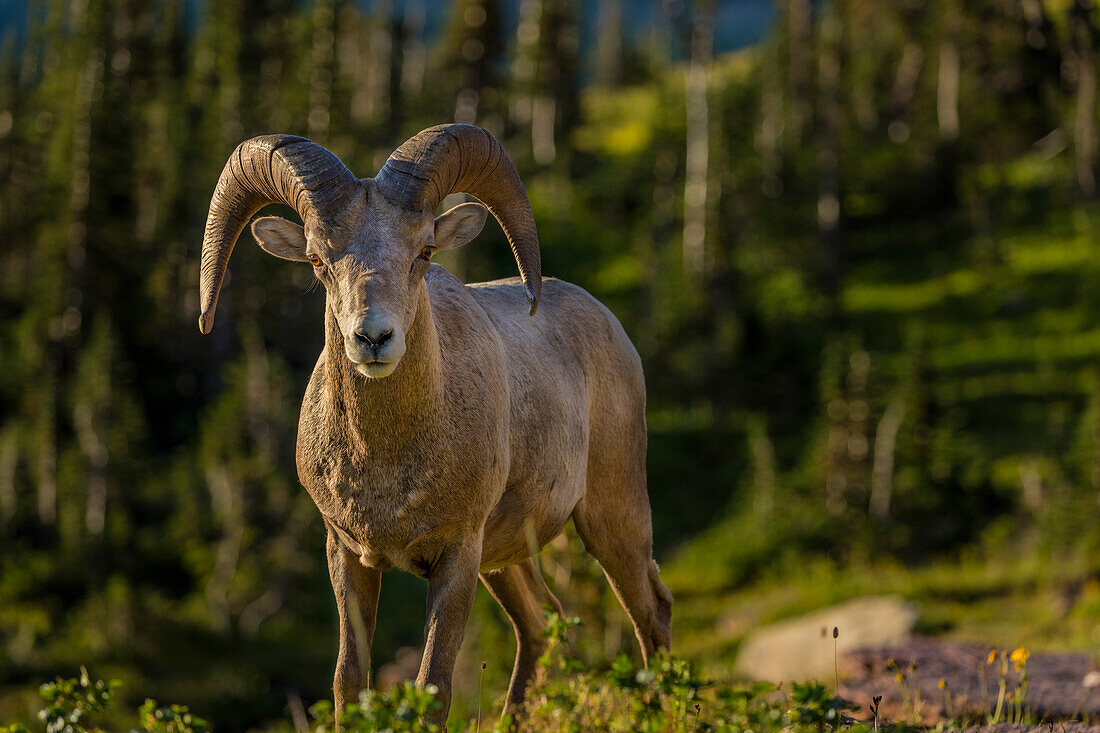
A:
[307,683,442,733]
[0,646,978,733]
[536,611,585,675]
[0,670,206,733]
[37,668,120,733]
[787,682,854,731]
[515,613,866,733]
[133,701,208,733]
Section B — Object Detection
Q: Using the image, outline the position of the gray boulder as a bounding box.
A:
[734,595,920,682]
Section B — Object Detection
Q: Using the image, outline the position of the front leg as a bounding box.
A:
[416,536,483,725]
[326,525,382,714]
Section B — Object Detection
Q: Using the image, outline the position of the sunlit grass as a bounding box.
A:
[665,536,1100,686]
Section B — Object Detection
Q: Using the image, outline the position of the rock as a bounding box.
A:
[842,638,1100,724]
[734,595,919,682]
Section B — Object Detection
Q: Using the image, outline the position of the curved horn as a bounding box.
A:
[374,124,542,315]
[198,135,359,334]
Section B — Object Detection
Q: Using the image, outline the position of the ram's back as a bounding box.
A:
[466,276,643,395]
[464,275,647,566]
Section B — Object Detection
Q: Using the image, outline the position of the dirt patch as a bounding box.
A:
[961,725,1100,733]
[839,638,1100,725]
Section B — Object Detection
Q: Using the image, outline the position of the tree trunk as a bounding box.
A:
[683,0,714,276]
[364,0,392,128]
[870,398,905,522]
[597,0,622,86]
[1073,0,1097,196]
[785,0,813,146]
[936,17,960,142]
[206,464,244,632]
[37,386,57,530]
[817,2,844,311]
[889,42,924,143]
[400,0,426,99]
[511,0,541,132]
[0,426,16,528]
[748,417,777,521]
[308,0,335,140]
[759,32,784,196]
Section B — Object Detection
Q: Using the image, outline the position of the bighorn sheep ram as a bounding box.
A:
[198,124,672,723]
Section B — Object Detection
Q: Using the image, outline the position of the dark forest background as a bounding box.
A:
[2,0,1100,729]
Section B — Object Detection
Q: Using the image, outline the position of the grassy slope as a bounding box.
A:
[665,540,1100,686]
[659,173,1100,683]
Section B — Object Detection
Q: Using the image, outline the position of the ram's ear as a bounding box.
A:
[433,202,488,251]
[251,216,308,261]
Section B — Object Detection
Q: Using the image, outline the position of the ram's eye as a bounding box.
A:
[307,254,323,267]
[418,246,434,261]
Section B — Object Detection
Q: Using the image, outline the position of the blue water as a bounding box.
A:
[0,0,775,61]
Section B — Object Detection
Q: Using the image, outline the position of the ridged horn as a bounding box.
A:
[374,124,542,315]
[198,135,359,334]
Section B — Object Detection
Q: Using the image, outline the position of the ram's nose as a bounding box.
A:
[344,312,406,378]
[353,324,393,347]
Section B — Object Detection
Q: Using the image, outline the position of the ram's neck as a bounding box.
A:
[322,286,444,455]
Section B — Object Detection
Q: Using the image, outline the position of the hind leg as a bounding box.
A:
[480,558,563,715]
[572,454,672,663]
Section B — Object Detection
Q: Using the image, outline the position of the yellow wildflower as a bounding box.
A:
[895,672,904,682]
[987,650,997,665]
[938,678,946,689]
[1010,647,1030,670]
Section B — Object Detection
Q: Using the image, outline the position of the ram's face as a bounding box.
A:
[251,187,488,379]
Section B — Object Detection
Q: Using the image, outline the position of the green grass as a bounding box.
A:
[665,529,1100,686]
[0,627,908,733]
[7,540,1096,732]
